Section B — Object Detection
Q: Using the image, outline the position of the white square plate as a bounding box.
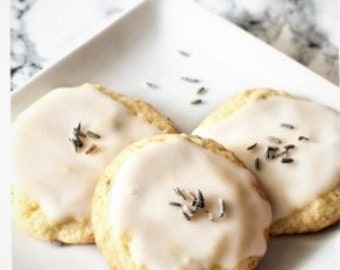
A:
[11,0,340,269]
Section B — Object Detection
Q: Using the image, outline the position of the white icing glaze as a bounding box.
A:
[193,95,340,221]
[109,136,271,269]
[12,84,162,222]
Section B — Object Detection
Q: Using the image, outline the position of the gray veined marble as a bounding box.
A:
[11,0,44,90]
[196,0,339,85]
[10,0,339,90]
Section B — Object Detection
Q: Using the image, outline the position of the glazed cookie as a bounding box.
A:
[193,88,340,235]
[92,134,271,270]
[11,83,177,244]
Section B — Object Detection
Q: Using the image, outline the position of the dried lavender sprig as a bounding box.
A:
[144,81,158,89]
[182,205,195,216]
[174,187,186,201]
[182,211,191,221]
[246,142,257,150]
[191,198,198,211]
[73,122,86,137]
[178,50,190,57]
[181,77,201,83]
[196,189,205,208]
[284,144,295,151]
[255,157,261,171]
[73,122,81,133]
[69,137,83,152]
[169,201,182,207]
[86,130,101,139]
[69,123,86,152]
[181,205,195,222]
[265,146,279,159]
[196,87,208,95]
[298,136,309,141]
[191,99,203,105]
[280,123,295,129]
[281,158,294,164]
[219,198,225,218]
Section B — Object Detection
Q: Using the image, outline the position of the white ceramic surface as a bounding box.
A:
[11,0,340,269]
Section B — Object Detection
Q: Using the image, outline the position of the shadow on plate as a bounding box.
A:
[258,223,340,270]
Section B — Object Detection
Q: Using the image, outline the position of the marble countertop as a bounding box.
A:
[11,0,339,90]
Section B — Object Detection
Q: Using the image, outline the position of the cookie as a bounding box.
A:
[92,134,271,270]
[11,83,177,244]
[193,88,340,234]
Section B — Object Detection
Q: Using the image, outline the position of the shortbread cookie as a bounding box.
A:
[193,88,340,235]
[11,83,177,244]
[92,134,271,270]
